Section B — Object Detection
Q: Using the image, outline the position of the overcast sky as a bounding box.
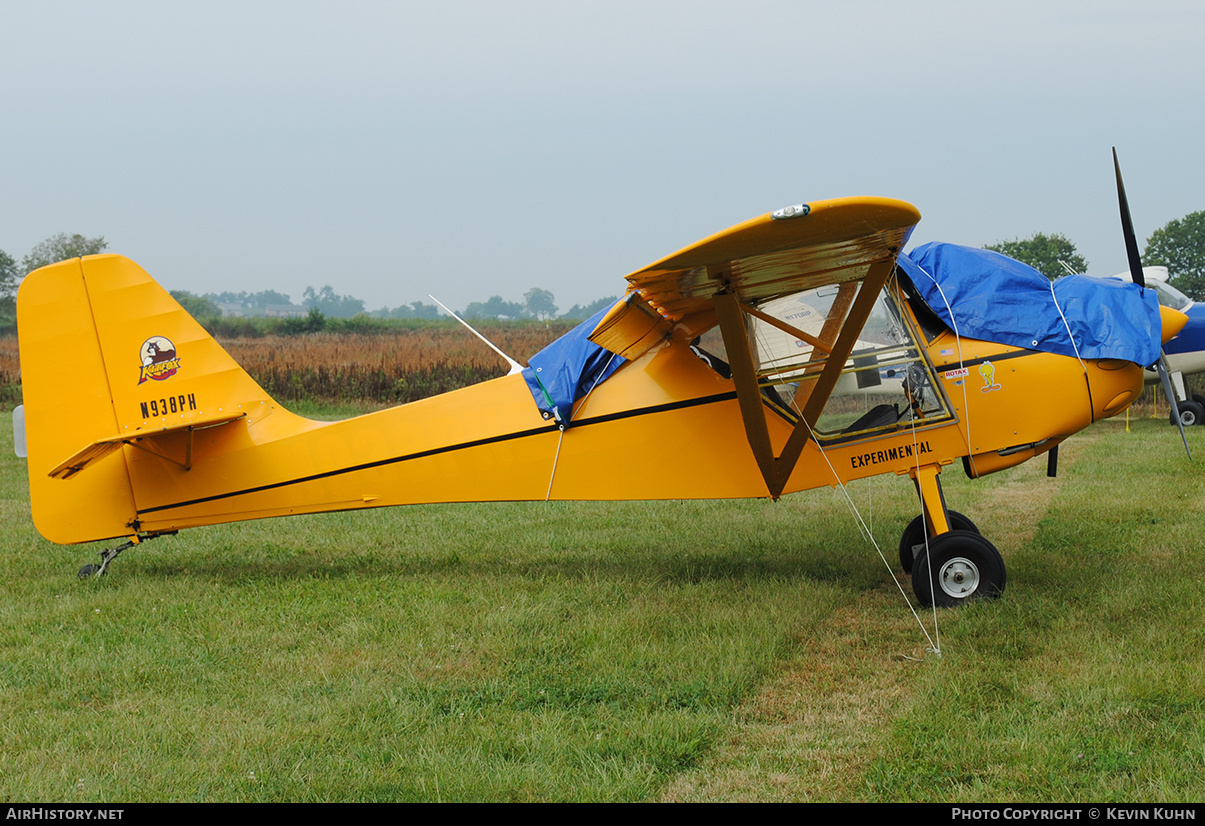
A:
[3,0,1203,313]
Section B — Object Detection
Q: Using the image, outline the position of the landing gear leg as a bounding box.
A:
[901,463,1007,606]
[899,464,952,572]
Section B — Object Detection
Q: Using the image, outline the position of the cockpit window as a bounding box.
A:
[692,278,954,445]
[807,282,953,442]
[1153,280,1192,312]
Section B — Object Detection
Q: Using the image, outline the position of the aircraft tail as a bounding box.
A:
[17,254,284,544]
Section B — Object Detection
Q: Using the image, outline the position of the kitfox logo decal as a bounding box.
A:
[138,337,180,384]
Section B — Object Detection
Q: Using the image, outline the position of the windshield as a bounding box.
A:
[1153,280,1193,311]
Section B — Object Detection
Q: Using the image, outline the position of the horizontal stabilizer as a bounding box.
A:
[48,410,247,479]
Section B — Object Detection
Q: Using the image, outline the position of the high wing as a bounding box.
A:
[590,197,920,497]
[624,197,920,320]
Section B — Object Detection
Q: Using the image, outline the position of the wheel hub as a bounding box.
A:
[938,556,980,598]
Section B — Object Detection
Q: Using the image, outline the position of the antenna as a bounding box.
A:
[428,294,525,376]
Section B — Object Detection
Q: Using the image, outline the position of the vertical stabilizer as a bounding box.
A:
[18,255,283,544]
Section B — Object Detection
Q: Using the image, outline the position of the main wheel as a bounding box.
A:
[898,511,979,574]
[911,530,1005,608]
[78,563,100,579]
[1175,400,1205,427]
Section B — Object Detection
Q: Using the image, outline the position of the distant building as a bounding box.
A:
[264,304,307,318]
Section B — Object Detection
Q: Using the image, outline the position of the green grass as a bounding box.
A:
[1,411,1203,801]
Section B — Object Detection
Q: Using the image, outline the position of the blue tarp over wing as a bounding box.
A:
[522,304,626,426]
[897,242,1163,367]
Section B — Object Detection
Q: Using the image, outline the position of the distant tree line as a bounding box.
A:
[1144,212,1205,298]
[6,211,1205,337]
[983,211,1205,301]
[172,285,621,326]
[987,213,1205,300]
[0,232,621,334]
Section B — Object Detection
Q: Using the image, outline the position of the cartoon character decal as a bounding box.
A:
[138,336,181,384]
[978,360,1002,393]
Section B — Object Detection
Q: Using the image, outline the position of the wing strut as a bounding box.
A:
[712,257,897,498]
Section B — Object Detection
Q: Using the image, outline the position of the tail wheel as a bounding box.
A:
[898,511,979,574]
[912,530,1006,608]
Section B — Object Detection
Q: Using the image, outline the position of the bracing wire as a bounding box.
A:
[904,265,981,654]
[545,429,564,502]
[544,350,620,502]
[797,412,942,656]
[747,290,941,655]
[905,382,942,656]
[752,296,879,533]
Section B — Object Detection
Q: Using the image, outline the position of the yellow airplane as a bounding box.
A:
[14,188,1186,607]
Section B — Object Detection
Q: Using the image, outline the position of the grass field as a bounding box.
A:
[0,410,1202,802]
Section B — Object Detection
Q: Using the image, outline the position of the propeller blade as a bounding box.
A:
[1113,149,1191,458]
[1157,355,1192,459]
[1113,147,1146,289]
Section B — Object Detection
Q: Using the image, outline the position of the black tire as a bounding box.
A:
[1174,400,1204,428]
[911,530,1006,608]
[78,563,100,579]
[898,511,979,574]
[1192,394,1205,410]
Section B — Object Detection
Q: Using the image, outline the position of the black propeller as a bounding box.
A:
[1114,148,1147,288]
[1112,147,1192,459]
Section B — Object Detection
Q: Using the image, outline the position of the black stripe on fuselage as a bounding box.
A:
[137,390,740,515]
[936,349,1038,371]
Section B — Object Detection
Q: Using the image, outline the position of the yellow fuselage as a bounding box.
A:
[20,262,1146,546]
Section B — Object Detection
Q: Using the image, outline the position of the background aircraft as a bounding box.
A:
[1106,265,1205,425]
